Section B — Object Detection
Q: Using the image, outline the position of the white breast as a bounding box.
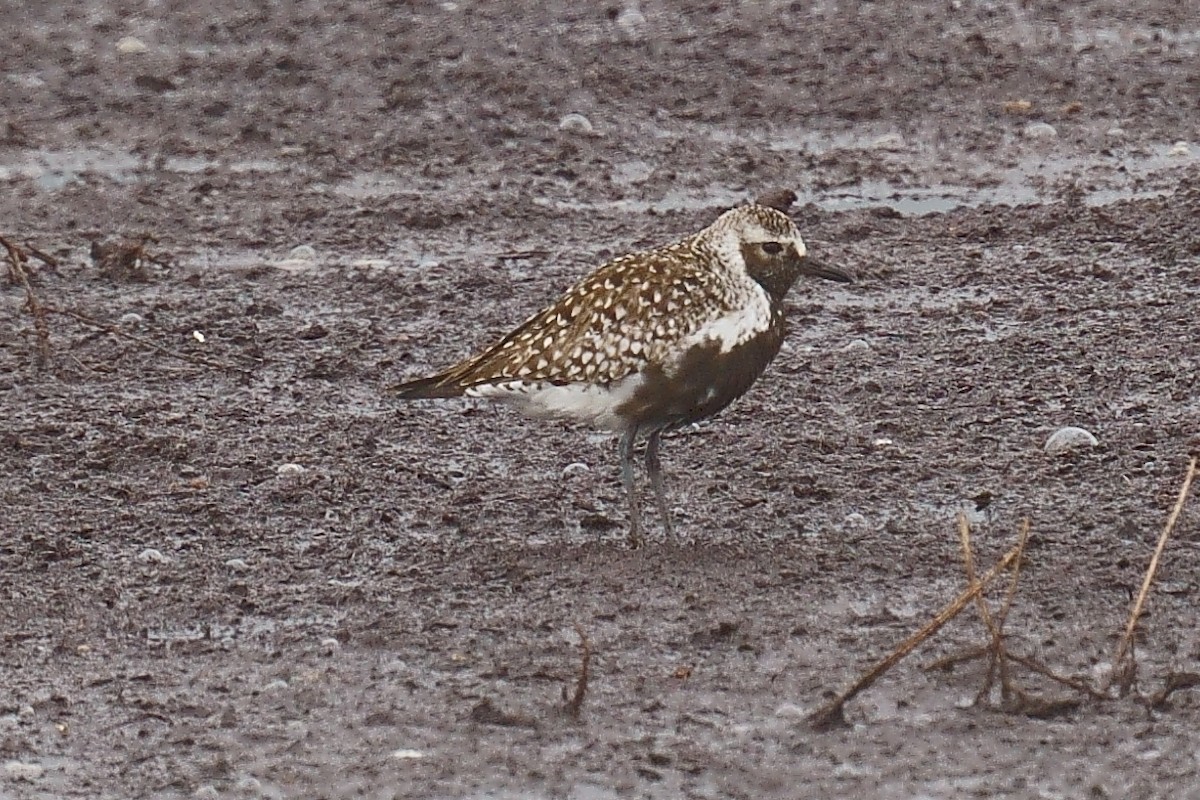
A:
[675,283,773,360]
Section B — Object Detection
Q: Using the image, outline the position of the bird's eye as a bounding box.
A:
[761,241,784,255]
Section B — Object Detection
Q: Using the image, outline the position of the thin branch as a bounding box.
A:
[957,513,1003,702]
[562,623,592,719]
[808,536,1024,730]
[1107,456,1198,695]
[1,235,51,367]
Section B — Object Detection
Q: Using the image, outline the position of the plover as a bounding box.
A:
[392,202,852,544]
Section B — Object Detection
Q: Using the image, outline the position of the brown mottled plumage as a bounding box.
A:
[393,203,853,544]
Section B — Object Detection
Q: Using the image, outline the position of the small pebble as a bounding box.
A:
[116,36,148,55]
[871,132,905,151]
[118,312,144,327]
[391,748,426,760]
[1168,141,1190,157]
[843,338,872,354]
[1105,127,1127,139]
[192,330,206,343]
[319,637,341,654]
[194,786,219,800]
[615,4,647,42]
[561,462,590,478]
[773,702,807,719]
[137,548,172,565]
[275,462,307,477]
[234,776,262,795]
[288,244,317,261]
[1023,121,1058,140]
[261,679,289,693]
[843,512,869,528]
[225,558,251,572]
[872,438,894,448]
[1044,426,1099,454]
[4,761,44,781]
[558,113,595,136]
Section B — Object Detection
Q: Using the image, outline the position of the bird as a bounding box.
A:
[392,201,853,545]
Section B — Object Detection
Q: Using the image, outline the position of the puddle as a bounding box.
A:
[4,139,1194,217]
[0,147,286,190]
[533,142,1196,216]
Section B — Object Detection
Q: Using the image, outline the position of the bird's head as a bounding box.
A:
[705,204,853,302]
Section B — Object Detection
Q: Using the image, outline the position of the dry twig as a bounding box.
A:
[808,537,1024,730]
[1107,456,1198,696]
[562,623,591,719]
[1,235,51,367]
[957,513,1009,703]
[938,519,1099,711]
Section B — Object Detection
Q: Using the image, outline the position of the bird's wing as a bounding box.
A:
[418,242,722,393]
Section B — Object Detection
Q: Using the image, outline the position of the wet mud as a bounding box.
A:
[2,2,1200,798]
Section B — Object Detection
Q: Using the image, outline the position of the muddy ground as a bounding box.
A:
[3,1,1200,798]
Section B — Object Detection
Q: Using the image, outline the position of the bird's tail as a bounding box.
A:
[389,372,465,399]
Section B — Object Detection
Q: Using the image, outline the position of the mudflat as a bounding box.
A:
[2,2,1199,798]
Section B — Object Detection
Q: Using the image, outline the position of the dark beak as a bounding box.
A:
[799,255,854,283]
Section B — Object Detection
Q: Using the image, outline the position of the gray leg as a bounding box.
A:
[645,428,674,537]
[619,427,643,547]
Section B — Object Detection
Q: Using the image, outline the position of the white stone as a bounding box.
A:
[225,558,251,572]
[871,438,894,448]
[843,512,869,528]
[116,36,148,55]
[1168,141,1190,157]
[1044,426,1099,454]
[558,113,595,136]
[192,330,206,343]
[615,4,647,42]
[288,244,317,261]
[194,785,219,799]
[1105,127,1127,139]
[871,132,905,150]
[137,548,171,564]
[275,462,307,476]
[4,761,44,781]
[262,679,289,693]
[391,748,426,760]
[234,775,263,795]
[319,637,341,653]
[1023,122,1058,140]
[773,702,808,719]
[562,462,590,478]
[119,312,144,327]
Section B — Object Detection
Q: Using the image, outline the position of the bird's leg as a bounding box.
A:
[619,427,643,547]
[645,428,674,538]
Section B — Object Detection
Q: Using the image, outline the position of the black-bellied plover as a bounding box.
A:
[393,202,852,544]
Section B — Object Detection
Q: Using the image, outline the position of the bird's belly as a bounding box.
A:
[466,325,783,433]
[617,329,785,430]
[467,375,645,431]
